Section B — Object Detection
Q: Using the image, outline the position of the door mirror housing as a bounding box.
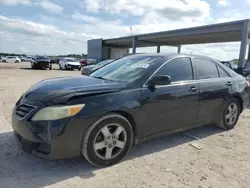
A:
[147,75,171,88]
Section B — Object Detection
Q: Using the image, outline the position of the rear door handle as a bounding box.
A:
[189,86,198,92]
[226,81,232,86]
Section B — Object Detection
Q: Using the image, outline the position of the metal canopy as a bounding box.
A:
[103,19,249,48]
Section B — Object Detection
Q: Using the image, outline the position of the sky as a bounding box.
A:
[0,0,250,60]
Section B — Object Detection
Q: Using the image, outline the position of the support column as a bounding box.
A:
[157,45,161,53]
[177,45,181,53]
[132,37,137,54]
[247,45,250,63]
[239,21,249,68]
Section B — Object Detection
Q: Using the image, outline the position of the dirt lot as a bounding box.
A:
[0,62,250,188]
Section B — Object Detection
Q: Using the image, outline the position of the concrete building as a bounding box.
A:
[88,19,250,68]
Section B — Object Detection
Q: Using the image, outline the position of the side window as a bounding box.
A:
[154,57,193,82]
[217,65,230,78]
[193,59,219,79]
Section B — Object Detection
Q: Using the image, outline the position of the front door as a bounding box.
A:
[141,57,200,136]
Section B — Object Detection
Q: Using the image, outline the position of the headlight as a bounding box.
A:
[31,104,85,121]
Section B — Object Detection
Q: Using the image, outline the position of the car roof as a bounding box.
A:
[128,53,218,62]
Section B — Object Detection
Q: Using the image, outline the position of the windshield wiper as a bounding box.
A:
[92,76,108,80]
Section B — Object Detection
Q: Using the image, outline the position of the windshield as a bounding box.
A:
[65,58,77,62]
[90,56,164,83]
[98,60,114,66]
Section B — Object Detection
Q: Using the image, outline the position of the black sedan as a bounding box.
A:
[31,56,52,70]
[12,54,250,167]
[81,59,114,75]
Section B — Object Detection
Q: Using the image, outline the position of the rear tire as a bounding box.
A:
[216,98,240,130]
[59,64,62,70]
[82,113,133,167]
[2,60,6,63]
[15,60,19,63]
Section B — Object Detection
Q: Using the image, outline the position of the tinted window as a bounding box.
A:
[217,65,230,77]
[193,59,219,79]
[154,57,193,82]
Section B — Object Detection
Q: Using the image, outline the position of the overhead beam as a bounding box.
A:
[137,40,180,47]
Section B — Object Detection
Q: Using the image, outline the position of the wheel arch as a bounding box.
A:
[232,94,243,113]
[110,110,138,143]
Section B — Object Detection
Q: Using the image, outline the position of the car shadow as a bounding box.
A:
[0,124,223,187]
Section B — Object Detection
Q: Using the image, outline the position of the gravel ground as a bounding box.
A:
[0,62,250,188]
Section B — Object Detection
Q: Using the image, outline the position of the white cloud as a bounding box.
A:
[0,0,32,5]
[0,15,100,55]
[218,0,228,6]
[82,0,210,20]
[39,0,64,14]
[71,12,101,23]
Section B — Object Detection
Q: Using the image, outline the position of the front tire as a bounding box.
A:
[15,60,19,63]
[217,98,240,130]
[82,113,133,167]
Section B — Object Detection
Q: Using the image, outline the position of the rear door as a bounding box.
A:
[192,58,233,123]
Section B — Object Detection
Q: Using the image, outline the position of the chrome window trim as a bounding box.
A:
[142,55,192,88]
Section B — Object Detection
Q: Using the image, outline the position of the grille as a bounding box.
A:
[15,104,36,119]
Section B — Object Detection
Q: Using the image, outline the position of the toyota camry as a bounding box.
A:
[12,54,250,167]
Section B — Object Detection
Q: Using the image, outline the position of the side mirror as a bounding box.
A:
[147,75,171,88]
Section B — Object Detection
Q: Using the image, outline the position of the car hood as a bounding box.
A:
[66,62,80,66]
[23,76,125,104]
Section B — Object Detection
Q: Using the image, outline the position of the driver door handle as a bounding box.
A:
[189,86,198,92]
[226,81,232,86]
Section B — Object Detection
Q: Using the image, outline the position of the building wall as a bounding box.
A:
[110,48,129,59]
[88,39,129,62]
[87,39,103,63]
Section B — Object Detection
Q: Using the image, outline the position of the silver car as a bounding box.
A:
[1,56,21,63]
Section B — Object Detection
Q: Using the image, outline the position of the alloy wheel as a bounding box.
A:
[225,103,238,125]
[94,124,127,160]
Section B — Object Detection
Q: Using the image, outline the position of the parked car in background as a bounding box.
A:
[12,53,250,167]
[79,58,97,67]
[79,59,88,66]
[81,59,114,75]
[59,57,81,70]
[51,57,62,64]
[240,60,250,78]
[221,60,250,79]
[24,56,34,62]
[1,56,21,63]
[18,56,26,62]
[220,61,238,70]
[31,56,52,70]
